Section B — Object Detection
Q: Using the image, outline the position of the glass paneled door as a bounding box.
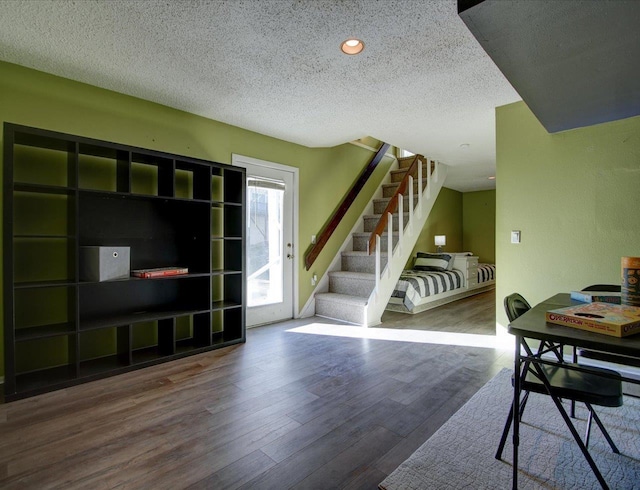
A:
[232,155,295,326]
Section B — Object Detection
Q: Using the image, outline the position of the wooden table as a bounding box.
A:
[508,293,640,489]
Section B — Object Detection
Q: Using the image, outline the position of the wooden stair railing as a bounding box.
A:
[368,154,428,255]
[304,142,390,270]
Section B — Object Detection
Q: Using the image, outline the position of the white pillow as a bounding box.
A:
[414,253,452,272]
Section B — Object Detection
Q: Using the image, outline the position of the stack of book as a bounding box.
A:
[131,267,189,278]
[570,290,621,304]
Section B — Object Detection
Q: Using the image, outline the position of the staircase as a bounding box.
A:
[315,156,447,326]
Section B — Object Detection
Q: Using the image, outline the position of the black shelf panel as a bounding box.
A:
[13,126,77,151]
[14,365,76,395]
[80,308,211,331]
[80,355,130,378]
[131,346,164,365]
[175,339,210,355]
[15,322,76,342]
[211,269,243,275]
[128,272,211,281]
[77,187,211,205]
[14,234,75,239]
[212,332,244,346]
[78,273,211,285]
[212,300,242,311]
[14,279,76,289]
[14,183,76,195]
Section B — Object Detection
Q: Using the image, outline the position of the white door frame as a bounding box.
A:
[232,154,299,324]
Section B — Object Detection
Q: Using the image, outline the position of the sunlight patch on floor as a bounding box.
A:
[287,322,514,350]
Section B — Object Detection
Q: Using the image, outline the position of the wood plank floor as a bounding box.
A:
[381,289,497,335]
[0,292,513,489]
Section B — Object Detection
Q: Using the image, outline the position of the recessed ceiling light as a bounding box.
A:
[341,38,364,55]
[488,176,496,180]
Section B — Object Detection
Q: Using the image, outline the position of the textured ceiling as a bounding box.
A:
[0,0,522,192]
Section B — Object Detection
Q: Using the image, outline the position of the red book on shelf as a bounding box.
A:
[131,267,189,278]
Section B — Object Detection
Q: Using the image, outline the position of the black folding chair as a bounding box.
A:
[496,293,623,464]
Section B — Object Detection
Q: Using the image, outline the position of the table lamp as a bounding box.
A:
[435,235,446,253]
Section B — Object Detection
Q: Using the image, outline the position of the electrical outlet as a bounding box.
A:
[311,235,316,244]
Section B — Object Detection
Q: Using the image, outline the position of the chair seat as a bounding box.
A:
[577,347,640,368]
[514,363,623,407]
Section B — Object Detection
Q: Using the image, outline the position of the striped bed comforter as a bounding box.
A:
[392,269,465,310]
[477,263,496,283]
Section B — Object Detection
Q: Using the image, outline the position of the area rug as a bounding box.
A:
[380,368,640,489]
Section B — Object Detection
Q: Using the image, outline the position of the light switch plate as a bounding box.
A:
[511,230,521,244]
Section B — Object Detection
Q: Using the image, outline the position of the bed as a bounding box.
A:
[477,263,496,283]
[386,252,496,314]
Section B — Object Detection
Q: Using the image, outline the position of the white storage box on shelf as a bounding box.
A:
[80,246,130,282]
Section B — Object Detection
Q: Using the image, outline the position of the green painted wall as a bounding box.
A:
[407,187,463,268]
[0,61,395,376]
[404,187,495,269]
[463,190,495,264]
[496,101,640,331]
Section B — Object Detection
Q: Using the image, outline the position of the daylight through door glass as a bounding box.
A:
[247,177,285,307]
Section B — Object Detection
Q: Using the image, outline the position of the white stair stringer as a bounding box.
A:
[312,159,448,326]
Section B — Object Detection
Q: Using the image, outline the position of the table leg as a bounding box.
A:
[512,334,521,490]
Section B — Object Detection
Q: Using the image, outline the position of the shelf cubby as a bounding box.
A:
[14,286,75,332]
[174,312,212,353]
[223,168,244,204]
[212,273,243,307]
[211,168,224,203]
[14,190,74,236]
[79,152,118,193]
[211,306,244,345]
[224,205,243,238]
[15,322,76,342]
[79,326,131,377]
[176,160,211,201]
[3,123,246,401]
[15,334,76,381]
[14,237,75,284]
[15,365,77,396]
[13,137,76,188]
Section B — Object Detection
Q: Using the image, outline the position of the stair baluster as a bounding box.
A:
[387,212,393,278]
[417,159,423,218]
[408,174,414,230]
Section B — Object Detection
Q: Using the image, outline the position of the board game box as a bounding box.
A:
[546,302,640,337]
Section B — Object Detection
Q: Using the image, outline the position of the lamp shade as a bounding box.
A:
[434,235,446,246]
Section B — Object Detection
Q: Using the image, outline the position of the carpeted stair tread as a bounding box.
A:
[328,271,375,280]
[341,250,388,257]
[315,292,368,306]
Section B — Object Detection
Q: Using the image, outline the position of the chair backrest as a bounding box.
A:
[504,293,531,322]
[582,284,621,292]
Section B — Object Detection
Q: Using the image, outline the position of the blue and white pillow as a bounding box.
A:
[414,252,453,272]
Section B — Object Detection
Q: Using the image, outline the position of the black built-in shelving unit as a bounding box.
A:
[3,123,246,401]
